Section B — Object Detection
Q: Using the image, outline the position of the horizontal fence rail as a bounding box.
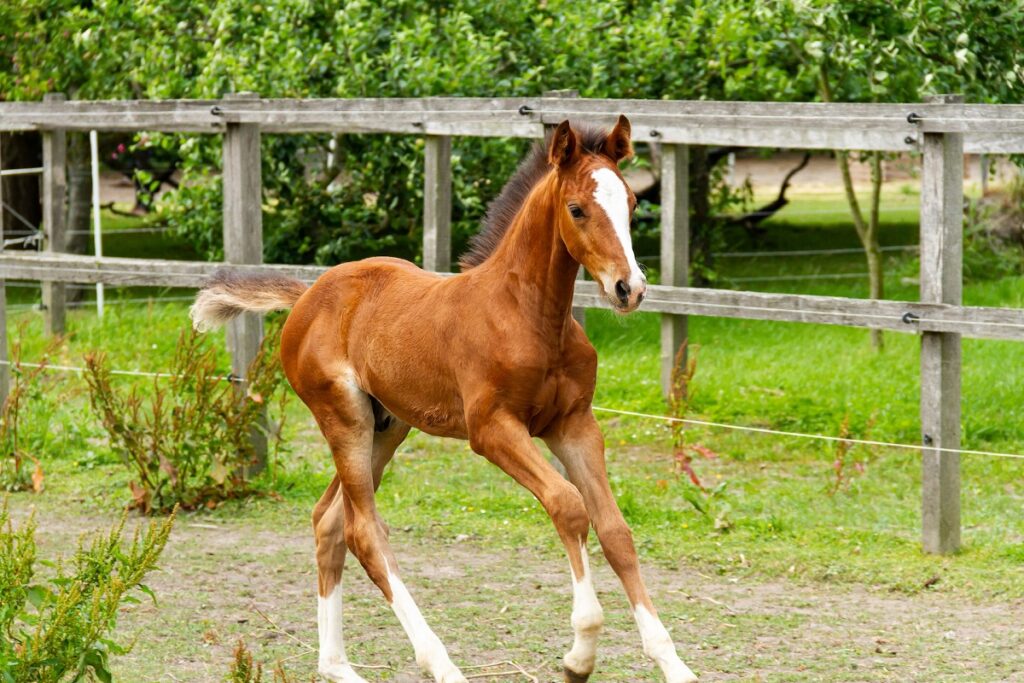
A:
[3,97,1024,152]
[3,252,1023,341]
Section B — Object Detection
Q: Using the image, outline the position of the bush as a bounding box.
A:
[963,177,1024,281]
[83,328,288,514]
[0,499,174,682]
[225,640,309,683]
[0,334,61,493]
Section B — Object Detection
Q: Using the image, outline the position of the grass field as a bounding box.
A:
[4,193,1024,682]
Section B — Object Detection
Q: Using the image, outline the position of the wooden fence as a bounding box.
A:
[3,94,1024,555]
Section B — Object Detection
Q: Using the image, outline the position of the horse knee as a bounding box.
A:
[549,482,590,542]
[342,511,393,594]
[597,520,640,576]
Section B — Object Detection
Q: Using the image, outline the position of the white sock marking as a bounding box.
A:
[591,167,645,293]
[386,564,466,683]
[634,605,698,682]
[564,544,604,675]
[317,584,367,682]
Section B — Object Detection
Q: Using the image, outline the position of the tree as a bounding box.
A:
[3,0,1021,302]
[781,0,1024,348]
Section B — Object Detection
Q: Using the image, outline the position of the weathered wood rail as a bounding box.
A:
[3,94,1024,554]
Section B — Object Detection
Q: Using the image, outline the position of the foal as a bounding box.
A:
[191,116,697,683]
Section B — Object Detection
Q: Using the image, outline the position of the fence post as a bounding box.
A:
[0,134,8,408]
[422,135,452,272]
[660,143,689,398]
[222,91,268,471]
[919,94,964,555]
[41,92,67,337]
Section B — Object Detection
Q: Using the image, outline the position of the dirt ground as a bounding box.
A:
[21,506,1024,683]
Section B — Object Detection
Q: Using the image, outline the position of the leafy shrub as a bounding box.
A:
[667,343,719,489]
[963,179,1024,281]
[0,499,174,682]
[83,328,288,514]
[226,640,263,683]
[0,334,61,493]
[225,640,310,683]
[897,180,1024,285]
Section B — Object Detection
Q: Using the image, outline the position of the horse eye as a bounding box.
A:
[569,205,585,219]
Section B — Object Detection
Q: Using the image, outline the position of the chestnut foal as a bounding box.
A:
[191,116,697,683]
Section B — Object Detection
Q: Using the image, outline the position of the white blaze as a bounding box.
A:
[564,544,605,675]
[590,167,645,295]
[317,584,368,682]
[634,605,698,683]
[385,563,467,683]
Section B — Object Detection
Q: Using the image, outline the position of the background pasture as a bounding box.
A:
[4,178,1024,680]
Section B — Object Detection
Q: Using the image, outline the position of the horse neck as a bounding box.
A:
[478,174,578,331]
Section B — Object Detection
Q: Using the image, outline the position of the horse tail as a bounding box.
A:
[190,270,308,332]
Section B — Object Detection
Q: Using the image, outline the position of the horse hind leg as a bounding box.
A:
[309,377,463,683]
[313,476,367,683]
[313,401,410,682]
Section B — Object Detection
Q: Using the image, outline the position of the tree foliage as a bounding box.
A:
[2,1,1022,270]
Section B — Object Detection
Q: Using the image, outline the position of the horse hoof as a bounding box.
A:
[563,666,591,682]
[318,663,369,683]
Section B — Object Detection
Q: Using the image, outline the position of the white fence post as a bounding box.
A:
[422,135,452,273]
[660,143,689,398]
[41,92,67,336]
[222,92,268,471]
[919,94,964,555]
[89,130,104,317]
[0,133,8,407]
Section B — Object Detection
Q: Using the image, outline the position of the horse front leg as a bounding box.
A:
[544,410,698,683]
[466,411,604,683]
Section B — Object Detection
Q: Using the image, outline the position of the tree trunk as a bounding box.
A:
[866,151,884,349]
[66,132,91,256]
[865,241,884,346]
[689,145,713,285]
[819,64,885,349]
[835,150,885,349]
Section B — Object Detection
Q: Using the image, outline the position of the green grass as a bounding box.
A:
[3,195,1024,679]
[7,294,1024,599]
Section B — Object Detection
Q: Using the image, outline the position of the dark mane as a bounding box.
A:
[458,123,612,270]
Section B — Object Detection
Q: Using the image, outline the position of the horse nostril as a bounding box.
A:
[614,280,630,305]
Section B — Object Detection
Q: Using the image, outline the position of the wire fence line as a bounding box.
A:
[2,354,1020,461]
[0,358,240,383]
[729,272,870,283]
[7,296,194,312]
[637,245,918,262]
[3,282,189,290]
[716,245,918,258]
[67,226,173,235]
[711,205,920,220]
[590,407,1024,461]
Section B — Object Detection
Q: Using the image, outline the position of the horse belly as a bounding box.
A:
[352,319,468,440]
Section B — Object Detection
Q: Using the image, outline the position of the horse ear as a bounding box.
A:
[602,114,633,163]
[548,120,578,169]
